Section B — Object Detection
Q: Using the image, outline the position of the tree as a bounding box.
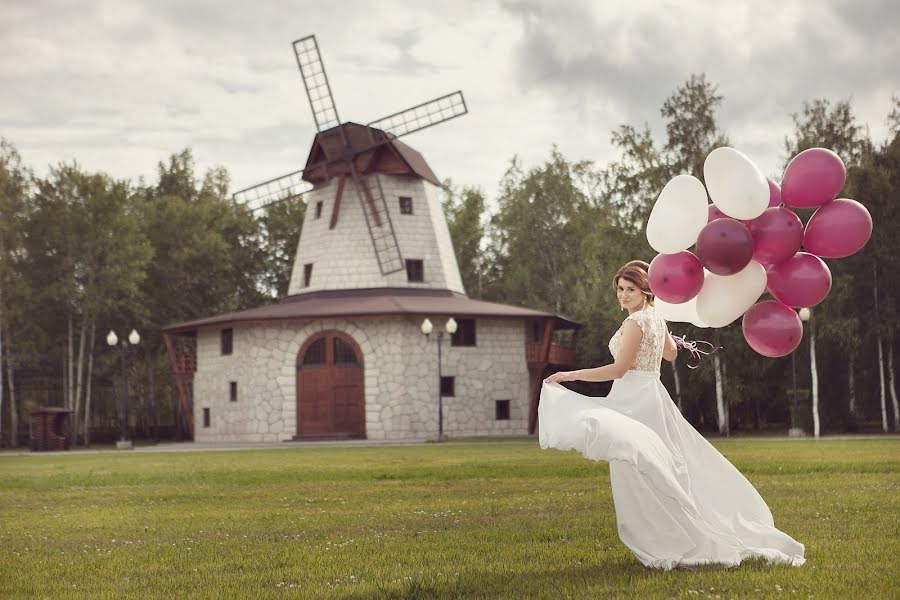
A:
[442,181,487,297]
[258,194,306,297]
[0,139,33,446]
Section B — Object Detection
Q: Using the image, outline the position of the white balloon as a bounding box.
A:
[646,175,709,254]
[703,147,769,220]
[696,261,767,328]
[655,296,709,328]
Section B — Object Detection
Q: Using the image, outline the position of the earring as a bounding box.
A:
[642,296,647,310]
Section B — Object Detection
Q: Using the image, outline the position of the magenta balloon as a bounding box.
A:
[648,252,705,304]
[695,218,754,276]
[748,207,803,267]
[767,178,782,208]
[781,148,846,208]
[766,252,832,308]
[742,301,803,358]
[803,198,873,258]
[707,203,728,223]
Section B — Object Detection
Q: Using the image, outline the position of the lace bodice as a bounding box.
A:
[608,306,667,373]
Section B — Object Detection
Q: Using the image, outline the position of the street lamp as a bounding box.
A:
[789,308,811,437]
[107,328,140,449]
[421,317,458,440]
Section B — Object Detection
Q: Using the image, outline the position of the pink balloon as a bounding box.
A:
[707,203,729,223]
[781,148,846,208]
[648,252,705,304]
[748,207,803,267]
[766,252,832,308]
[803,198,873,258]
[696,218,754,276]
[742,301,803,358]
[767,178,782,208]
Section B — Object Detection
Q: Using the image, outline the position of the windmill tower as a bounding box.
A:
[162,35,579,444]
[233,35,469,296]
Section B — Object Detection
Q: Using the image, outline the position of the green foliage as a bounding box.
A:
[442,181,486,297]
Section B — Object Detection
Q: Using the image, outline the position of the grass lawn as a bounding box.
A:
[1,439,898,599]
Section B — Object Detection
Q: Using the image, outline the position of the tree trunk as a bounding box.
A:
[848,354,856,416]
[0,295,4,445]
[67,311,74,410]
[7,326,17,448]
[877,332,887,433]
[874,263,888,432]
[73,314,87,441]
[670,360,683,412]
[810,319,820,438]
[713,353,726,435]
[889,342,899,431]
[722,357,730,436]
[83,317,96,446]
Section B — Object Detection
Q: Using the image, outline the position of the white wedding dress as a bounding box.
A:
[538,306,805,570]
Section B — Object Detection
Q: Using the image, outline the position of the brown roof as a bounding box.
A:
[301,122,441,186]
[163,288,580,333]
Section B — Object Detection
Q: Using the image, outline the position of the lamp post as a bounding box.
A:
[107,329,140,449]
[789,308,811,437]
[421,317,458,441]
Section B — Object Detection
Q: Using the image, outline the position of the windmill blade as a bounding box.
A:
[232,168,313,212]
[293,35,341,131]
[366,91,467,139]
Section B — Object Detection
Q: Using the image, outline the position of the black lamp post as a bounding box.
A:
[107,329,140,449]
[421,317,458,440]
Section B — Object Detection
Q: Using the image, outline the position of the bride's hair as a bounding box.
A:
[613,260,654,304]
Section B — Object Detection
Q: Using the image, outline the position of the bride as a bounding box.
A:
[540,260,805,569]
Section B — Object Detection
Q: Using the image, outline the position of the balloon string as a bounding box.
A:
[672,335,723,369]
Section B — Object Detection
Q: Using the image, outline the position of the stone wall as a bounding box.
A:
[192,317,530,442]
[286,175,464,295]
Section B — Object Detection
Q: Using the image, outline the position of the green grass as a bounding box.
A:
[1,439,898,599]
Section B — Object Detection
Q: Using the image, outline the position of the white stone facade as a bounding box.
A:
[192,317,531,442]
[286,175,465,295]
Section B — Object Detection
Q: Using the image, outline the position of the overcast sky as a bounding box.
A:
[2,0,897,207]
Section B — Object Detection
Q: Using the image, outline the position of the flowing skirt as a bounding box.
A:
[538,371,805,570]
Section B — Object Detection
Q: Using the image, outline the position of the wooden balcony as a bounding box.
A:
[526,342,576,368]
[173,353,197,375]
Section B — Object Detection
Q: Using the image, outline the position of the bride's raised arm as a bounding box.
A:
[544,320,643,384]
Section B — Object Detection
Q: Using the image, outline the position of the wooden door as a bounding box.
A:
[296,331,365,438]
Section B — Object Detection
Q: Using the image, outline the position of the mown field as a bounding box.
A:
[1,439,898,599]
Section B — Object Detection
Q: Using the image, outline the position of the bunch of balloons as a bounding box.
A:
[646,147,873,358]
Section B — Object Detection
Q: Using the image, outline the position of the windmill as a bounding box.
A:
[233,34,468,275]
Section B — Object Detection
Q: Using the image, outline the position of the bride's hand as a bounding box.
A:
[544,371,575,384]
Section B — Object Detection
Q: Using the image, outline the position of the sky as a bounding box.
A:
[2,0,898,208]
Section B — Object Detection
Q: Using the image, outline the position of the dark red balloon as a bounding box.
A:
[803,198,873,258]
[766,252,832,308]
[742,301,803,357]
[748,207,803,267]
[696,218,754,276]
[648,252,705,304]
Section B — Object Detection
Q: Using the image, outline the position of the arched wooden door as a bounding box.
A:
[296,331,365,439]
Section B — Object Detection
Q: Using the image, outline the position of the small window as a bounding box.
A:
[202,408,211,428]
[530,321,543,342]
[451,319,476,347]
[495,400,510,420]
[315,201,323,219]
[440,376,455,397]
[221,328,233,355]
[406,259,424,283]
[303,263,313,287]
[399,196,413,215]
[229,381,238,402]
